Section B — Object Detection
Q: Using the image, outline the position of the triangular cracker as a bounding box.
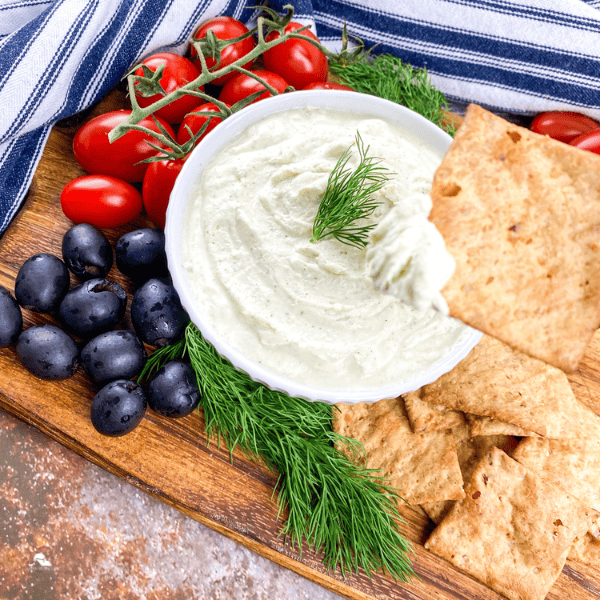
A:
[421,424,517,524]
[332,397,464,505]
[403,389,465,433]
[513,437,600,512]
[425,447,594,600]
[465,413,535,437]
[513,436,600,567]
[430,104,600,372]
[420,333,600,438]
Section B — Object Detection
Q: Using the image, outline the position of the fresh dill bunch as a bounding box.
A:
[330,54,455,136]
[153,322,415,580]
[311,132,391,249]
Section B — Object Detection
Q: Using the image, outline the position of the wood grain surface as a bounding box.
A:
[1,89,599,600]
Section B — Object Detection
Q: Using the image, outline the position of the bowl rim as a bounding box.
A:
[165,90,482,404]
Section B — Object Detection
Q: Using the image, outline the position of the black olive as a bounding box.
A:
[130,278,189,347]
[0,286,23,347]
[16,325,79,380]
[81,330,147,384]
[147,360,201,418]
[58,278,127,337]
[62,223,113,280]
[15,253,70,313]
[91,379,146,437]
[115,228,168,284]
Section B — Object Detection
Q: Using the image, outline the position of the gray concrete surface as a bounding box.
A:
[0,408,346,600]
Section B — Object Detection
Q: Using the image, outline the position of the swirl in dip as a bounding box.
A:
[181,106,471,391]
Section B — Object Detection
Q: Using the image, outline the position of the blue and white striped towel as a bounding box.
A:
[2,0,600,236]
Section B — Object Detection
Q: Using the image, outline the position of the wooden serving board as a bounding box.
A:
[1,89,600,600]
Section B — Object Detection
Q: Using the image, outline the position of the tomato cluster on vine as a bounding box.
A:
[64,13,353,231]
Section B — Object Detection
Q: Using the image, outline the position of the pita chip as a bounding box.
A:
[332,397,464,505]
[425,447,594,600]
[513,437,600,567]
[513,436,600,511]
[421,424,517,524]
[465,413,535,437]
[430,103,600,372]
[403,389,465,433]
[421,333,600,438]
[569,517,600,567]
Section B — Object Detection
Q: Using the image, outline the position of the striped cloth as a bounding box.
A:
[1,0,600,235]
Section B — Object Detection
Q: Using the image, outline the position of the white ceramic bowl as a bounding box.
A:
[165,90,482,404]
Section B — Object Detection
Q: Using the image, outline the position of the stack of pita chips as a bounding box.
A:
[334,335,600,600]
[334,106,600,600]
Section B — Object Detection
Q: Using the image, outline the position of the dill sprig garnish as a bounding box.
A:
[311,132,391,249]
[330,54,455,136]
[141,323,415,580]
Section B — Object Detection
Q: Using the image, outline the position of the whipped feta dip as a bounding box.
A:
[181,106,471,390]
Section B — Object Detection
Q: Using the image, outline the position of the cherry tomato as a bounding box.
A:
[61,175,143,229]
[176,102,229,147]
[142,156,185,229]
[219,70,289,105]
[190,16,256,86]
[530,111,599,144]
[263,22,328,90]
[569,129,600,155]
[302,81,354,91]
[134,52,203,124]
[73,110,176,183]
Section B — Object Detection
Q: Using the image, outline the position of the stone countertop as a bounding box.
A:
[0,408,346,600]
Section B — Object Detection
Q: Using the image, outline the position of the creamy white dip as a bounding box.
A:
[182,107,470,390]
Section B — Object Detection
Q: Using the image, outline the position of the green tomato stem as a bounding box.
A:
[109,14,318,143]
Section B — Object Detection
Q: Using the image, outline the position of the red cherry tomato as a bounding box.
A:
[60,175,143,228]
[219,70,289,105]
[134,52,203,124]
[190,16,256,86]
[263,22,328,90]
[569,129,600,155]
[302,81,354,91]
[142,156,185,229]
[176,102,229,147]
[73,110,176,183]
[530,111,599,144]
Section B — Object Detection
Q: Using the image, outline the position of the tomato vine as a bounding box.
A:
[108,4,361,146]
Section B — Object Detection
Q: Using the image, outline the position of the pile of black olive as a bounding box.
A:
[0,224,201,437]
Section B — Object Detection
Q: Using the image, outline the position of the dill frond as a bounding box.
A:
[311,132,391,248]
[179,323,414,580]
[330,54,455,136]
